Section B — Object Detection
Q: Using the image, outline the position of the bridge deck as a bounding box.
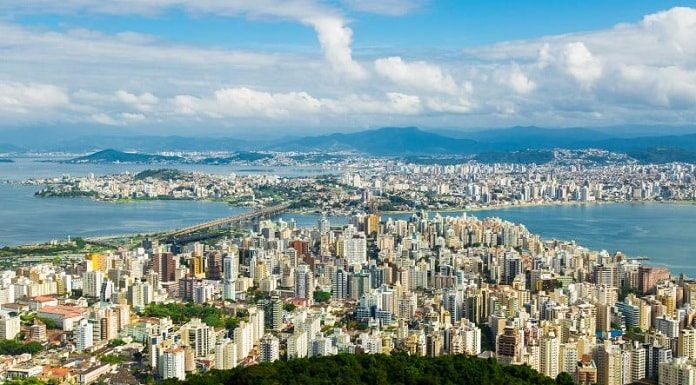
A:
[163,203,291,238]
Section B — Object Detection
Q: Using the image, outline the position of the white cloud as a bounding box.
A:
[504,63,536,94]
[374,56,459,94]
[307,16,366,80]
[559,42,602,89]
[90,113,118,125]
[116,90,159,112]
[1,6,696,130]
[0,0,366,80]
[612,64,696,108]
[172,87,422,118]
[0,82,70,114]
[172,87,324,118]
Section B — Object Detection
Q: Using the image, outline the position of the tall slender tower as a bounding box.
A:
[222,253,238,301]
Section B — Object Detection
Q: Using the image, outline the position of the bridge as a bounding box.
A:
[84,203,291,246]
[161,203,291,240]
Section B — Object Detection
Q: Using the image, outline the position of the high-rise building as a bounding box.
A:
[364,214,380,236]
[318,216,330,234]
[679,328,696,360]
[29,319,47,342]
[152,253,177,282]
[294,264,314,302]
[260,334,279,363]
[332,268,348,299]
[628,341,646,383]
[263,293,283,332]
[159,347,186,380]
[594,342,623,385]
[639,266,670,294]
[497,325,521,365]
[576,354,598,385]
[540,332,560,378]
[341,236,367,265]
[83,270,104,298]
[0,313,20,340]
[181,318,210,358]
[214,339,237,370]
[206,252,223,280]
[287,331,308,359]
[222,254,238,301]
[659,357,696,385]
[191,253,204,278]
[75,320,94,352]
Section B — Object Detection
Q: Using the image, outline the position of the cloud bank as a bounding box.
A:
[1,4,696,131]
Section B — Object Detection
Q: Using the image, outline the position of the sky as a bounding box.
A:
[1,0,696,137]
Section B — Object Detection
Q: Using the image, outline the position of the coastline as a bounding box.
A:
[285,198,694,216]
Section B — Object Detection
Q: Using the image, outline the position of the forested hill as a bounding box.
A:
[161,354,573,385]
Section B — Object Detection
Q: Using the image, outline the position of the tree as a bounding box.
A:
[313,290,331,303]
[556,372,575,385]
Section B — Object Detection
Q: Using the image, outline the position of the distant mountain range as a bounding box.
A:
[4,126,696,163]
[271,126,479,155]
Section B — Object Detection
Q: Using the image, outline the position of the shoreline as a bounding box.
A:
[285,198,694,217]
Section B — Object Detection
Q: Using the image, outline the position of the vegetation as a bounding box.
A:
[0,340,43,355]
[628,147,696,164]
[35,188,98,198]
[142,302,241,330]
[0,238,89,257]
[3,378,45,385]
[135,169,188,181]
[160,353,564,385]
[66,149,182,164]
[619,286,641,301]
[108,338,127,347]
[99,354,125,364]
[313,290,331,303]
[35,316,59,329]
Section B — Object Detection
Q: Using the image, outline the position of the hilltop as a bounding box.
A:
[159,353,571,385]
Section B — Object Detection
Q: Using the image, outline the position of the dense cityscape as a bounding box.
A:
[0,154,693,385]
[3,2,696,385]
[27,154,696,214]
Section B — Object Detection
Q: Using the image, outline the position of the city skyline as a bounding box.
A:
[1,1,696,136]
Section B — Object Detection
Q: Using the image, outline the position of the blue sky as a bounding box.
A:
[12,1,691,50]
[1,0,696,136]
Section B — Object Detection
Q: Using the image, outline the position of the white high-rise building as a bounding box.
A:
[342,236,367,265]
[75,320,94,352]
[318,216,330,234]
[294,264,314,301]
[182,318,210,358]
[222,254,237,301]
[540,332,560,379]
[659,357,696,385]
[159,347,186,380]
[0,313,20,340]
[215,339,237,370]
[287,331,308,359]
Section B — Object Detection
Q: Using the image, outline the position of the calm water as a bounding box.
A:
[0,158,329,246]
[1,159,695,276]
[0,184,246,245]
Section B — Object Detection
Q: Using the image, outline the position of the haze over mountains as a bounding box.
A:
[2,126,696,161]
